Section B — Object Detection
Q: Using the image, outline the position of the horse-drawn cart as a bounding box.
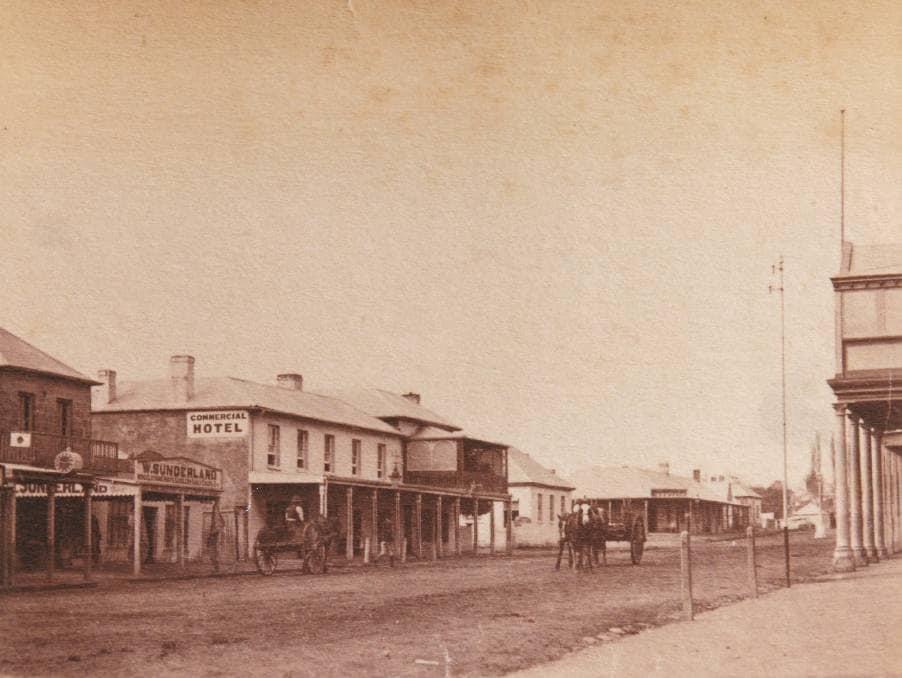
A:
[603,510,646,565]
[253,518,333,576]
[556,501,647,569]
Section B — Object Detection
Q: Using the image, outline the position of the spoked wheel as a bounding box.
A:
[254,543,277,575]
[305,544,327,574]
[630,519,645,565]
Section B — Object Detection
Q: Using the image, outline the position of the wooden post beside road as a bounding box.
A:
[747,526,758,598]
[680,530,693,621]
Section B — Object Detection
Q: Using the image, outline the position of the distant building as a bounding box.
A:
[572,463,751,534]
[506,448,574,547]
[705,474,762,528]
[828,241,902,571]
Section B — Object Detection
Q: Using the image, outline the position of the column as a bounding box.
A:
[175,494,185,570]
[0,487,9,587]
[133,487,143,576]
[371,488,378,557]
[7,484,16,587]
[393,490,401,555]
[83,483,93,581]
[832,406,854,571]
[345,486,354,561]
[454,497,461,556]
[319,481,328,517]
[415,493,423,559]
[872,431,888,558]
[436,495,443,558]
[489,500,496,554]
[505,497,513,555]
[472,498,479,554]
[47,482,56,582]
[848,414,868,566]
[861,426,877,560]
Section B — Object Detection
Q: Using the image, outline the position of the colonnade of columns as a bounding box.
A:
[833,405,899,572]
[340,485,514,563]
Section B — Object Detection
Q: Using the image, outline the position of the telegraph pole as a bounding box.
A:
[770,255,791,587]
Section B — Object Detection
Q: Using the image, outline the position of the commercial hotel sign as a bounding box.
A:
[186,410,248,438]
[136,457,223,491]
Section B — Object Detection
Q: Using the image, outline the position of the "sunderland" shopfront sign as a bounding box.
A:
[136,457,223,491]
[186,410,248,438]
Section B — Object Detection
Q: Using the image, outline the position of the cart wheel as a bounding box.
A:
[254,544,277,575]
[306,544,327,574]
[630,519,645,565]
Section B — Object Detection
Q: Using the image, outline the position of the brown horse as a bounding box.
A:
[555,507,597,571]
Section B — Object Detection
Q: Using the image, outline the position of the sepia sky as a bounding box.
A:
[1,1,899,486]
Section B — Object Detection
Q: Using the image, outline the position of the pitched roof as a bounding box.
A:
[407,425,508,448]
[0,327,96,384]
[572,465,729,503]
[507,448,574,489]
[92,376,401,436]
[319,388,460,430]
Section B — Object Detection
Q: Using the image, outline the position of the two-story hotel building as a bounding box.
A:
[91,356,512,566]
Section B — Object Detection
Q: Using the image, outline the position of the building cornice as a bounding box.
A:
[831,274,902,291]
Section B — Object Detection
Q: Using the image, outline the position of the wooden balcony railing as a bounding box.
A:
[0,430,131,475]
[404,469,507,494]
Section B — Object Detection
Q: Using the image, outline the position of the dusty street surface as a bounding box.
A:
[0,532,833,677]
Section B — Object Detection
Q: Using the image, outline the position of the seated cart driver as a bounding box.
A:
[285,496,305,535]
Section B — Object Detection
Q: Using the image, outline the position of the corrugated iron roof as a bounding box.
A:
[572,465,730,503]
[0,327,96,383]
[92,376,402,436]
[319,388,460,430]
[507,448,574,489]
[407,425,508,448]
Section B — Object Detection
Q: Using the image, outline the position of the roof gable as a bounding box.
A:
[507,448,574,489]
[318,388,460,430]
[0,327,95,383]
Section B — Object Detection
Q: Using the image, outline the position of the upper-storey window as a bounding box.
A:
[18,393,34,431]
[57,399,73,437]
[377,444,386,479]
[324,434,335,473]
[296,429,308,470]
[267,425,280,468]
[351,439,361,475]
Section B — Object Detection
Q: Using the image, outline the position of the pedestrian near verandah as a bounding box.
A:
[208,505,225,573]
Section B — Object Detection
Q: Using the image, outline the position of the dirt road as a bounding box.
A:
[0,532,834,677]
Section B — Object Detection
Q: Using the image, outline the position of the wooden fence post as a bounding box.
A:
[680,530,693,620]
[746,525,758,598]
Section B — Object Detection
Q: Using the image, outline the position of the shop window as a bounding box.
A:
[297,429,308,470]
[57,399,73,437]
[560,495,565,517]
[107,501,130,548]
[537,493,543,522]
[377,444,386,479]
[267,425,280,467]
[351,439,361,475]
[511,499,519,521]
[549,494,554,522]
[324,434,334,473]
[183,506,191,551]
[18,392,34,431]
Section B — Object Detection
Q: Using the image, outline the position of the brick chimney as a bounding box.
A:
[169,355,195,403]
[692,469,701,482]
[658,462,670,475]
[402,392,421,404]
[96,369,117,404]
[276,373,304,391]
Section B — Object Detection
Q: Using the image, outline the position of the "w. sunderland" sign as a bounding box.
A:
[135,457,223,491]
